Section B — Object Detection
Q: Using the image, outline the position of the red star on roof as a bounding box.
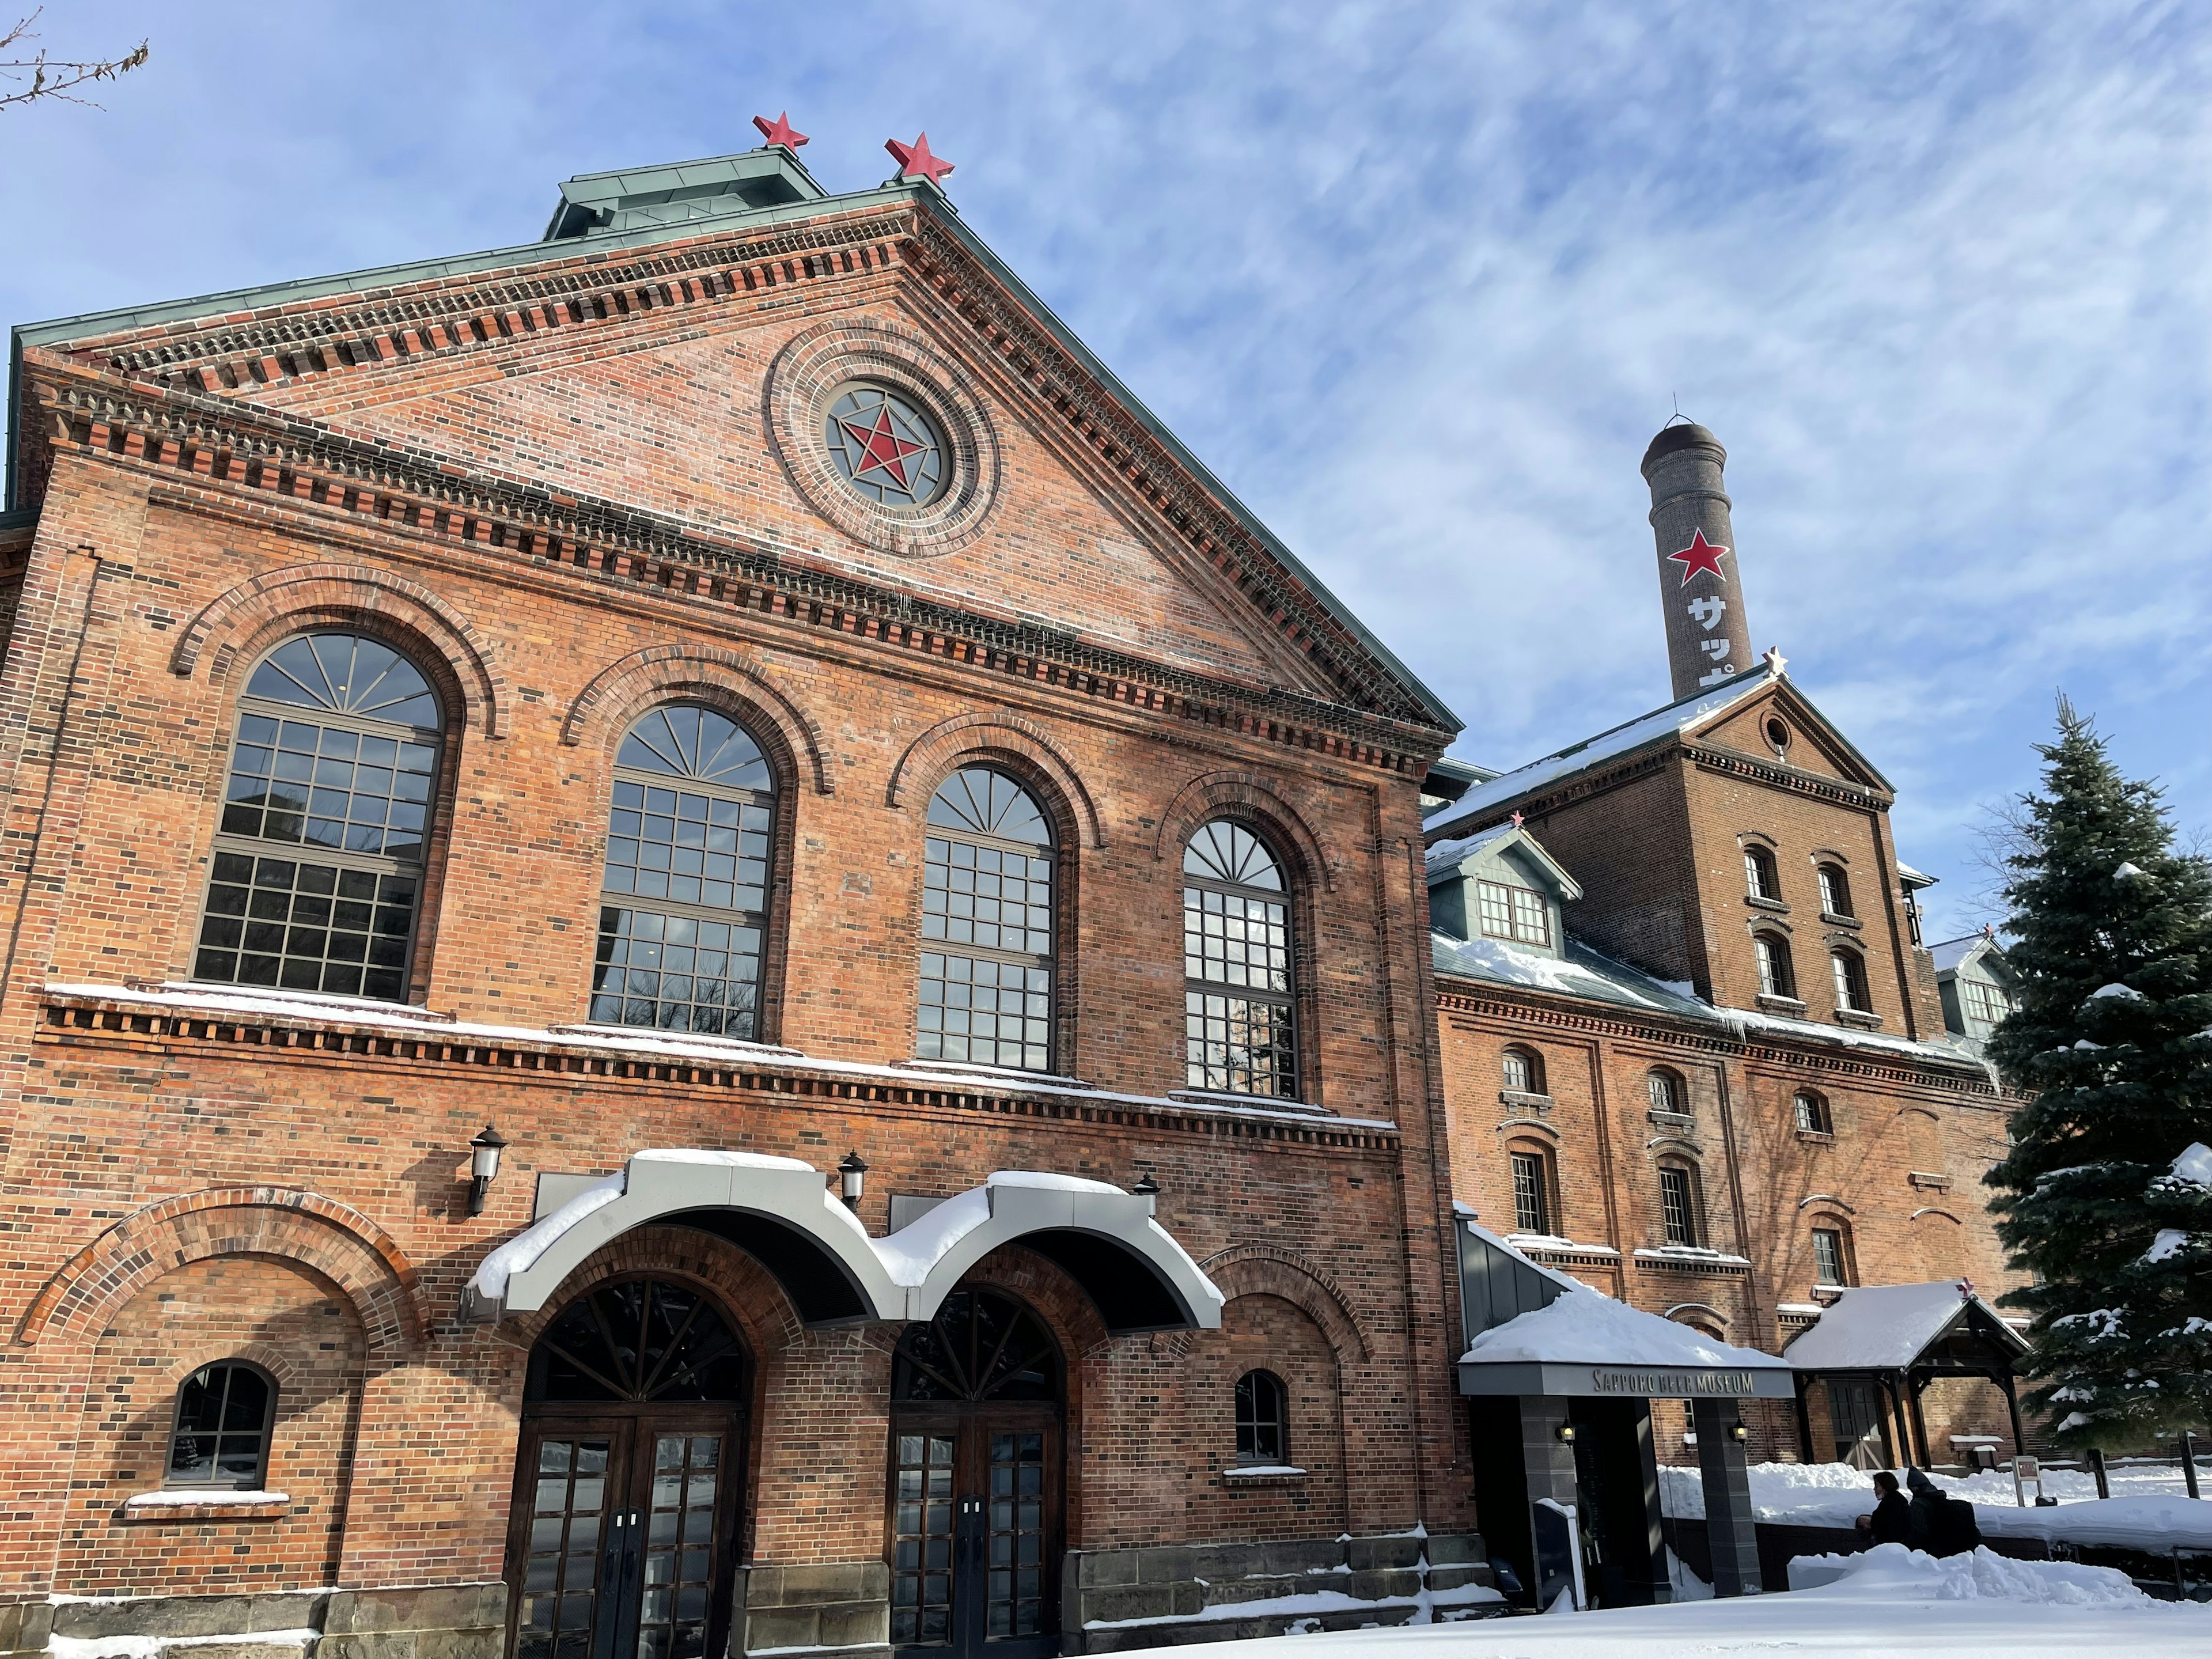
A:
[840,405,926,490]
[752,112,809,150]
[1667,528,1731,586]
[887,132,956,185]
[1509,811,1525,829]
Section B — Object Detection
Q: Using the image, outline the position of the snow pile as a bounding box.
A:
[2170,1143,2212,1187]
[2089,982,2145,1001]
[1461,1284,1783,1372]
[1788,1543,2149,1607]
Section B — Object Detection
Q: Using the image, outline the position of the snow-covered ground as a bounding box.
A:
[1657,1458,2212,1547]
[1186,1544,2212,1658]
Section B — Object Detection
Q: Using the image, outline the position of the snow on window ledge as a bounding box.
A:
[1223,1464,1308,1479]
[122,1488,290,1519]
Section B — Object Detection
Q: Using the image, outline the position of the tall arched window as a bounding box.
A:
[919,767,1056,1071]
[1755,933,1797,999]
[590,704,777,1038]
[1235,1370,1288,1465]
[1509,1145,1554,1236]
[194,632,445,1002]
[1657,1161,1703,1247]
[167,1359,276,1489]
[1817,863,1854,918]
[1810,1222,1854,1287]
[1744,844,1781,902]
[1183,821,1297,1099]
[1831,948,1871,1013]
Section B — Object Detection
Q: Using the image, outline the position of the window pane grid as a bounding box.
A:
[1502,1051,1531,1093]
[1183,884,1291,992]
[638,1433,720,1659]
[1477,880,1550,946]
[1832,951,1867,1012]
[890,1433,956,1647]
[924,836,1052,955]
[219,711,437,860]
[1647,1072,1679,1113]
[168,1362,271,1488]
[1510,1152,1550,1236]
[987,1431,1047,1638]
[517,1435,612,1659]
[592,907,763,1039]
[1659,1167,1696,1246]
[601,778,771,913]
[1812,1229,1846,1286]
[194,851,418,1001]
[1183,823,1298,1099]
[1794,1093,1828,1133]
[1234,1371,1287,1465]
[1185,991,1296,1098]
[919,953,1051,1071]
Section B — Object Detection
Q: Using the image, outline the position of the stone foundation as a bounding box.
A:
[737,1561,891,1659]
[1,1585,505,1659]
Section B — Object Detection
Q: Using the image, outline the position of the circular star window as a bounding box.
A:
[824,384,948,509]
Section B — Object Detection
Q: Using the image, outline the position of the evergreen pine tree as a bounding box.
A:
[1985,697,2212,1446]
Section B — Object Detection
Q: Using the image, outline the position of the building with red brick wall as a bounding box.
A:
[0,139,1495,1658]
[1420,426,2032,1536]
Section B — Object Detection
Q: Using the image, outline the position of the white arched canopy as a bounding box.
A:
[462,1154,1223,1336]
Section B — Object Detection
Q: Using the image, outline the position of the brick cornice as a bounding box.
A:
[1441,736,1892,835]
[25,361,1444,777]
[1685,742,1892,809]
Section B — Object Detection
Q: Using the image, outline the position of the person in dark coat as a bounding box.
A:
[1904,1466,1982,1556]
[1854,1469,1912,1546]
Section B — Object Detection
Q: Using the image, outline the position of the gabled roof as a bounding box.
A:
[1423,661,1891,838]
[1424,823,1584,899]
[1783,1280,2029,1372]
[7,148,1457,735]
[1929,933,2010,980]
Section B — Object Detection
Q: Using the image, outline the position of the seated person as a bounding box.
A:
[1852,1468,1911,1546]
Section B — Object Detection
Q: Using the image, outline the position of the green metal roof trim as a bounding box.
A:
[5,153,1459,733]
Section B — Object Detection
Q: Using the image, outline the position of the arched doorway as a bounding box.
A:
[888,1287,1063,1659]
[507,1277,749,1659]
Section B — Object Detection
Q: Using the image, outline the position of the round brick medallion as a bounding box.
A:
[765,321,1001,558]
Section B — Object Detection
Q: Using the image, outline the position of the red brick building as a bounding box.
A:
[0,139,1494,1658]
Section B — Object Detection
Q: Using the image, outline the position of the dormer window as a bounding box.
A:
[1744,845,1781,902]
[1962,978,2010,1025]
[1477,880,1551,948]
[1817,864,1853,918]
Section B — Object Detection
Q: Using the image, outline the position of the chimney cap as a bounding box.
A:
[1641,421,1725,476]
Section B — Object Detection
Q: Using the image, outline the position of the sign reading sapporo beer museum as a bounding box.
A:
[1590,1368,1758,1397]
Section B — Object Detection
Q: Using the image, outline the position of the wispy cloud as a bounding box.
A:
[3,0,2205,937]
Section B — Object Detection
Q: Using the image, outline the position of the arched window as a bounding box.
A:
[1509,1146,1554,1236]
[1831,948,1870,1013]
[590,704,777,1038]
[1811,1223,1854,1287]
[1817,863,1854,918]
[1743,844,1780,902]
[1755,933,1797,1000]
[920,768,1056,1071]
[1234,1369,1288,1465]
[167,1359,276,1489]
[1646,1069,1684,1115]
[1656,1161,1702,1247]
[1501,1046,1544,1096]
[1793,1090,1831,1134]
[1183,820,1297,1099]
[194,632,445,1002]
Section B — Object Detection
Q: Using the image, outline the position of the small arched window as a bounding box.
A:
[1501,1046,1544,1096]
[1793,1090,1832,1134]
[1811,1223,1853,1287]
[1509,1146,1554,1236]
[921,767,1056,1071]
[1744,844,1780,902]
[167,1360,276,1489]
[1754,933,1797,1000]
[592,704,777,1037]
[1831,948,1871,1013]
[194,631,445,1002]
[1234,1369,1288,1466]
[1657,1162,1702,1247]
[1647,1070,1684,1115]
[1183,821,1297,1099]
[1817,863,1853,918]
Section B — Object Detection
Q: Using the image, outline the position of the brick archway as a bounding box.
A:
[19,1187,425,1358]
[1198,1244,1372,1363]
[171,562,506,738]
[560,644,834,796]
[887,713,1104,850]
[1154,771,1336,892]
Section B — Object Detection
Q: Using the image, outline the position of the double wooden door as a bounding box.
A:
[888,1407,1059,1659]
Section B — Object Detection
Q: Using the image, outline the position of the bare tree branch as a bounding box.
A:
[0,8,149,112]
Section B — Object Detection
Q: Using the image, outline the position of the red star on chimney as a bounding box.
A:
[752,112,809,150]
[1667,528,1731,587]
[887,132,956,185]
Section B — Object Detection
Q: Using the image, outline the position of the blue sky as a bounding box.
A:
[3,1,2206,941]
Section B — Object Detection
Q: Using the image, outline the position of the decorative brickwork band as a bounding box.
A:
[560,642,834,794]
[1152,771,1338,892]
[888,712,1104,850]
[170,562,507,738]
[1198,1243,1373,1362]
[18,1185,426,1357]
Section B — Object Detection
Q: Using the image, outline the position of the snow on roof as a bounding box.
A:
[1783,1280,2028,1370]
[1430,932,1711,1017]
[1425,662,1777,830]
[1423,824,1518,878]
[1895,861,1937,888]
[1461,1277,1788,1372]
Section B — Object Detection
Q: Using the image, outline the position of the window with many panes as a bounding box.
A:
[1794,1090,1831,1134]
[1476,879,1551,947]
[1647,1070,1683,1114]
[1510,1149,1551,1236]
[1831,949,1870,1013]
[194,632,444,1003]
[1817,864,1853,918]
[1812,1226,1848,1286]
[590,705,777,1039]
[1657,1165,1699,1246]
[1184,820,1297,1098]
[921,768,1056,1071]
[1234,1370,1287,1465]
[1755,933,1797,999]
[1962,978,2010,1025]
[1502,1047,1543,1095]
[166,1360,275,1489]
[1744,844,1780,902]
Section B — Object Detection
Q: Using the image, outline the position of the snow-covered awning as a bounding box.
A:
[461,1152,1223,1334]
[1782,1279,2029,1373]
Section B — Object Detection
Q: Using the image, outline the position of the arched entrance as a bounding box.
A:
[888,1287,1063,1659]
[507,1277,749,1659]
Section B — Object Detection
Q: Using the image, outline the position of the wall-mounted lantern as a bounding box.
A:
[467,1124,508,1217]
[1556,1422,1578,1444]
[1131,1172,1161,1196]
[1729,1421,1749,1443]
[838,1151,869,1210]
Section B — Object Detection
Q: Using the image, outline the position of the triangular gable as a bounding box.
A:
[1425,824,1584,900]
[8,153,1456,734]
[1783,1280,2029,1372]
[1694,677,1891,792]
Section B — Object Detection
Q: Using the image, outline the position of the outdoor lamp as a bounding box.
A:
[467,1124,507,1218]
[1556,1423,1577,1444]
[1132,1172,1161,1195]
[1729,1421,1750,1442]
[838,1151,869,1210]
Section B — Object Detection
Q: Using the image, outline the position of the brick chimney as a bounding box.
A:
[1642,421,1755,700]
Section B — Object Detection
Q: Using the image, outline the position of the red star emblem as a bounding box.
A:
[1667,528,1731,586]
[839,404,927,490]
[887,132,956,185]
[752,112,809,150]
